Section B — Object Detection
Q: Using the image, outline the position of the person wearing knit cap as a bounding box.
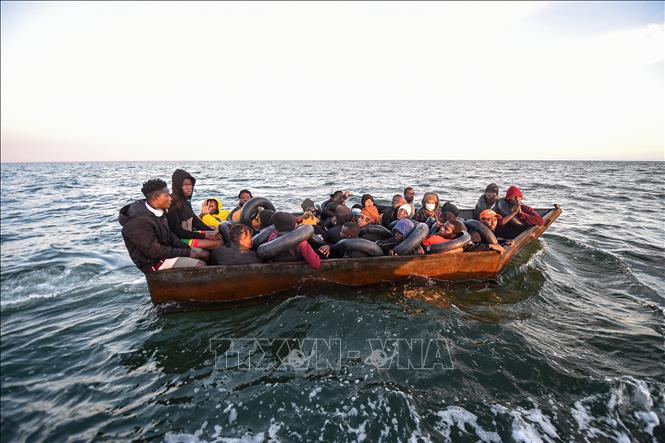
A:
[397,204,412,220]
[267,212,321,269]
[495,186,544,236]
[441,201,460,223]
[474,183,500,220]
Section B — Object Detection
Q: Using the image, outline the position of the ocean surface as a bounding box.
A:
[1,160,664,442]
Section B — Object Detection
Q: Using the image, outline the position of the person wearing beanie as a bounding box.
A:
[473,183,500,219]
[267,212,321,269]
[119,178,208,273]
[413,192,443,224]
[397,204,412,220]
[441,201,460,223]
[166,169,222,250]
[381,195,407,227]
[496,186,544,237]
[227,189,253,222]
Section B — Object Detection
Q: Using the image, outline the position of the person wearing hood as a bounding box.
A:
[227,189,253,222]
[381,194,407,227]
[166,169,222,250]
[322,205,354,244]
[496,186,544,237]
[267,212,321,269]
[211,224,262,266]
[473,183,499,220]
[360,194,382,224]
[119,178,209,273]
[377,219,425,256]
[199,197,232,228]
[413,192,443,224]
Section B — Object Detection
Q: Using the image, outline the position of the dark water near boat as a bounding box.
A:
[1,161,664,442]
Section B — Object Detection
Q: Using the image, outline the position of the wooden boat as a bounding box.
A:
[146,205,562,304]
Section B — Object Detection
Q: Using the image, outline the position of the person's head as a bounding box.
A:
[356,211,372,227]
[392,219,415,242]
[441,201,459,223]
[397,204,412,219]
[361,194,375,208]
[341,222,360,239]
[404,187,415,204]
[505,186,523,206]
[484,183,499,202]
[205,198,219,214]
[479,209,500,231]
[273,212,296,233]
[230,224,253,249]
[439,220,464,238]
[421,192,440,213]
[238,190,252,207]
[392,194,406,208]
[142,179,171,209]
[301,198,316,213]
[335,205,353,225]
[259,209,275,229]
[171,169,196,200]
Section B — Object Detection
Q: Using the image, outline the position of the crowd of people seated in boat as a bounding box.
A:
[119,169,544,273]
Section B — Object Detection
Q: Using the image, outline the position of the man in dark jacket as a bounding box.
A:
[120,179,209,273]
[211,224,262,265]
[322,205,353,244]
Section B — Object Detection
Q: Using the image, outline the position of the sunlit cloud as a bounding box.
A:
[1,1,663,161]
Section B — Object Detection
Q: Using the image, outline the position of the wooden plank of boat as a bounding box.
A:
[146,205,562,304]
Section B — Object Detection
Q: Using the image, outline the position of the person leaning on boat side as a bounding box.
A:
[226,189,253,222]
[413,192,443,225]
[422,220,464,247]
[119,179,208,273]
[497,186,544,237]
[473,183,499,219]
[381,194,407,227]
[465,209,512,253]
[322,205,354,244]
[377,219,425,256]
[318,222,367,258]
[267,212,321,269]
[211,224,263,266]
[403,187,416,216]
[167,169,223,250]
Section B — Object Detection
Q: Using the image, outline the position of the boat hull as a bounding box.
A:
[146,206,562,304]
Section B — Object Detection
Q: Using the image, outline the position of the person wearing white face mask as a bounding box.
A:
[413,192,443,225]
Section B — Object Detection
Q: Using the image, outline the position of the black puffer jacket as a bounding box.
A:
[166,169,212,240]
[119,199,190,273]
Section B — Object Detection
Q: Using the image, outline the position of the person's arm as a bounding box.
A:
[191,214,213,231]
[125,219,191,261]
[298,241,321,269]
[519,205,544,226]
[167,210,207,239]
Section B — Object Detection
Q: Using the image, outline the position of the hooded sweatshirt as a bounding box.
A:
[119,199,191,273]
[200,197,232,228]
[413,193,442,223]
[166,169,213,240]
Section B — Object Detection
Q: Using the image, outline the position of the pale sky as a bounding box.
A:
[1,1,663,162]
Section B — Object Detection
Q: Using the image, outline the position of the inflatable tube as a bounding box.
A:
[336,238,384,257]
[463,219,498,245]
[496,198,524,227]
[456,217,468,231]
[359,224,392,240]
[393,223,429,256]
[388,219,399,230]
[308,234,327,249]
[251,225,276,249]
[239,197,276,227]
[428,231,472,253]
[257,225,314,260]
[218,221,233,245]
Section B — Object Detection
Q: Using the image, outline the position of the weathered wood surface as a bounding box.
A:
[146,206,562,304]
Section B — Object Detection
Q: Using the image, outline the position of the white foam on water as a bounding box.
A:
[309,387,322,401]
[435,406,500,443]
[163,419,283,443]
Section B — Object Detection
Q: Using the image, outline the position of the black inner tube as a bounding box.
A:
[359,224,392,239]
[336,238,384,257]
[463,219,498,245]
[393,223,429,256]
[218,221,233,245]
[257,225,314,260]
[252,225,276,249]
[239,197,276,227]
[427,231,472,253]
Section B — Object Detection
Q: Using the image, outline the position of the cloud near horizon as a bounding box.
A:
[1,1,663,162]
